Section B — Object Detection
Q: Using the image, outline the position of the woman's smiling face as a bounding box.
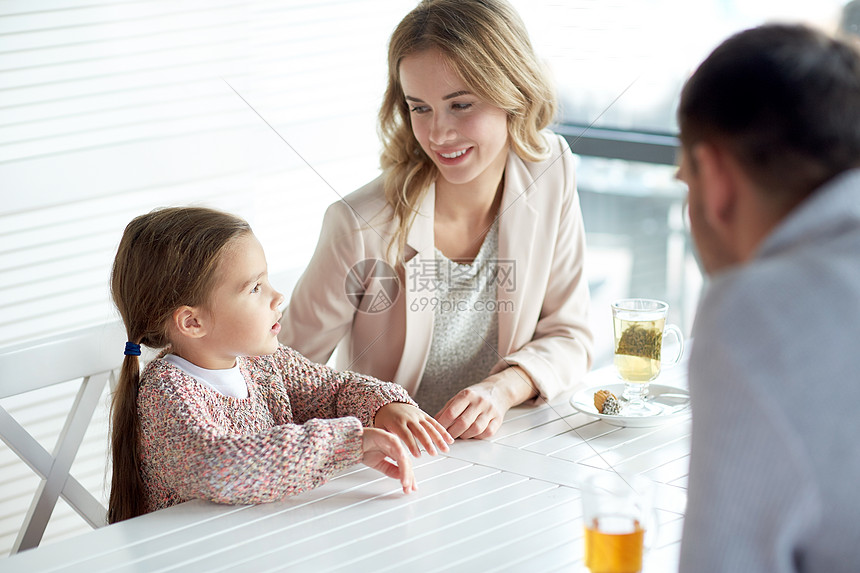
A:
[399,48,510,187]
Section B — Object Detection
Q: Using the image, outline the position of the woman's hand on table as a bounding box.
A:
[374,402,454,457]
[361,427,417,494]
[435,366,538,440]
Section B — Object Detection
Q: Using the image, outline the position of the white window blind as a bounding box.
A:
[0,0,412,555]
[0,0,413,348]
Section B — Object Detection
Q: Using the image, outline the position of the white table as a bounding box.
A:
[3,363,691,572]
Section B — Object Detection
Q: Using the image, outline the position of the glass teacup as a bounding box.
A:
[611,299,684,416]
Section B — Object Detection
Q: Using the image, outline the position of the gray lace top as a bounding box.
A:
[414,221,500,414]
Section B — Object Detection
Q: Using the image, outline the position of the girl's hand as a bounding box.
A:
[374,402,454,457]
[361,427,417,494]
[436,366,537,440]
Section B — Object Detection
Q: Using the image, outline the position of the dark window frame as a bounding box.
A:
[555,123,680,166]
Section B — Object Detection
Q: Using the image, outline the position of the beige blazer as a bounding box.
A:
[280,132,593,400]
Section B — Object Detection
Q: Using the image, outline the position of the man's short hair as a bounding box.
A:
[678,24,860,202]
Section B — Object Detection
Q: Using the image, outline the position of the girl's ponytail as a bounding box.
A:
[107,350,144,523]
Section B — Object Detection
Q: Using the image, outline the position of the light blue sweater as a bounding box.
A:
[680,169,860,572]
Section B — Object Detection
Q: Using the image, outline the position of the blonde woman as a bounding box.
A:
[281,0,593,439]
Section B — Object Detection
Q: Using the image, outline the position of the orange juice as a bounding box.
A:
[584,516,644,573]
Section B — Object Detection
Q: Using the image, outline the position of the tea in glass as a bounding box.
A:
[613,316,665,382]
[611,299,684,416]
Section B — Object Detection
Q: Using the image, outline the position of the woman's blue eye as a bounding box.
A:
[409,105,429,114]
[251,283,261,293]
[452,102,472,110]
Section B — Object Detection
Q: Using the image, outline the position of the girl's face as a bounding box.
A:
[399,49,510,188]
[198,233,284,368]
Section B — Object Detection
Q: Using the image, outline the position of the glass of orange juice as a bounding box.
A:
[581,472,657,573]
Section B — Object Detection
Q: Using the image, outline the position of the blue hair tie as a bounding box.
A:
[124,342,141,356]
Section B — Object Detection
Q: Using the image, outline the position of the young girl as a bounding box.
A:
[108,206,452,523]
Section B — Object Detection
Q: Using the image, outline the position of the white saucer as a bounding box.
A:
[570,383,691,427]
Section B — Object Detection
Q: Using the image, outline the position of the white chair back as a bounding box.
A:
[0,320,125,554]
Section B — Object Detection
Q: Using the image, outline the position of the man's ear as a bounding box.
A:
[692,142,739,233]
[172,306,207,339]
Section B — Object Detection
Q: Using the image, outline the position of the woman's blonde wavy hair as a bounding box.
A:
[378,0,557,263]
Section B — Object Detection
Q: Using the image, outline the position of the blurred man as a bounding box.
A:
[676,24,860,572]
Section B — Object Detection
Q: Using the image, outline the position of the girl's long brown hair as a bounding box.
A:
[108,207,250,523]
[379,0,557,263]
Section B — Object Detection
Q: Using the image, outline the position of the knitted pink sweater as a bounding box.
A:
[137,345,415,513]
